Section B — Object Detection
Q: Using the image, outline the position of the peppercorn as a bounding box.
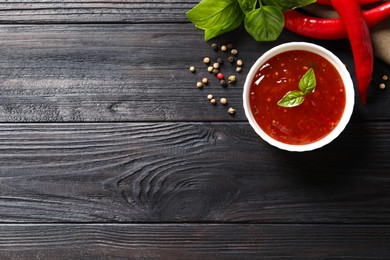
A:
[227,43,234,50]
[207,66,213,73]
[236,67,242,73]
[217,73,224,80]
[231,49,238,55]
[202,77,208,84]
[379,83,386,89]
[383,74,389,81]
[228,107,235,115]
[203,57,210,64]
[196,82,203,88]
[228,75,236,83]
[221,45,228,52]
[227,56,235,63]
[207,94,213,100]
[236,59,243,66]
[217,57,223,64]
[212,68,219,75]
[211,43,218,51]
[189,66,196,73]
[213,62,220,69]
[220,97,227,105]
[220,79,227,87]
[210,98,217,105]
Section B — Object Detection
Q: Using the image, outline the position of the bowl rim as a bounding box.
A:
[242,42,355,152]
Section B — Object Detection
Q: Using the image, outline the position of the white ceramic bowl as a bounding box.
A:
[243,42,354,152]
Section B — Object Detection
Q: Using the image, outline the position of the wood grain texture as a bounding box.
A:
[0,1,198,23]
[0,23,388,122]
[0,223,389,259]
[0,122,389,223]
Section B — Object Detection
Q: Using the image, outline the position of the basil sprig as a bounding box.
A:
[277,68,316,107]
[186,0,315,42]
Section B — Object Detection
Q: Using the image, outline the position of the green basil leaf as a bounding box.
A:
[299,68,316,95]
[277,90,306,107]
[238,0,258,15]
[244,6,284,42]
[186,0,244,41]
[262,0,316,12]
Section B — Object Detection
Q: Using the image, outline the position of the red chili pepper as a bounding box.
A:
[284,1,390,40]
[332,0,373,105]
[316,0,381,5]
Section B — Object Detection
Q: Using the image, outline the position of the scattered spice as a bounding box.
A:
[228,107,236,115]
[383,74,388,81]
[189,42,243,117]
[379,83,386,89]
[228,75,236,83]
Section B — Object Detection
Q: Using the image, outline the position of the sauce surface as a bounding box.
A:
[249,50,346,145]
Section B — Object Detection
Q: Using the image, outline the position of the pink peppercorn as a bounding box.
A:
[217,73,224,80]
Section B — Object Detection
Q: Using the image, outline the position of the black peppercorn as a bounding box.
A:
[220,79,227,86]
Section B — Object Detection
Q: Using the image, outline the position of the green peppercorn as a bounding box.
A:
[228,75,236,84]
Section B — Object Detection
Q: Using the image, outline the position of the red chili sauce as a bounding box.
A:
[249,50,346,145]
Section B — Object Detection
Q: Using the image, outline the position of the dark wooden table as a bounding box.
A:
[0,1,389,259]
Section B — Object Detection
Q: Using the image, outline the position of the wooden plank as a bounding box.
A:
[0,23,388,122]
[0,223,389,259]
[0,122,389,223]
[0,1,198,23]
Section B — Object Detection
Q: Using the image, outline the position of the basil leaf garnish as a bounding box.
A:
[299,68,316,95]
[278,68,316,108]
